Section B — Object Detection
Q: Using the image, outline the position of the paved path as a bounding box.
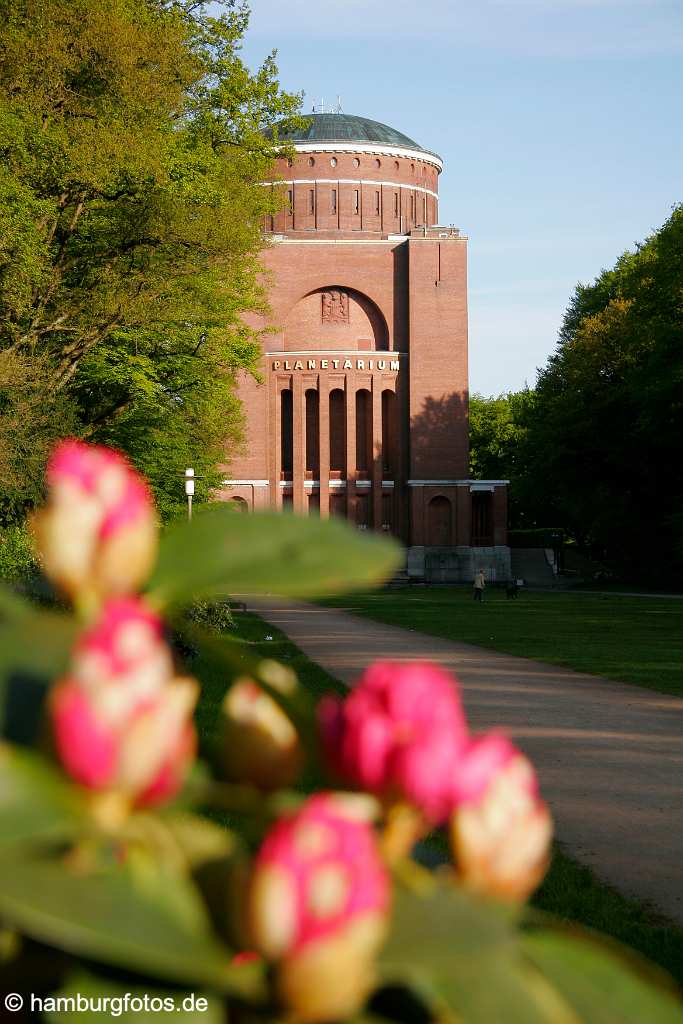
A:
[251,599,683,924]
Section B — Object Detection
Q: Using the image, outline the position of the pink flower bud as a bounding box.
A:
[319,661,468,824]
[221,677,303,790]
[248,793,389,957]
[34,439,157,599]
[247,794,389,1021]
[450,732,553,902]
[50,597,197,807]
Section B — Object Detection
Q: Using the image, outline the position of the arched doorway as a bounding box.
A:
[355,389,372,475]
[329,388,346,476]
[230,496,249,513]
[280,388,293,479]
[381,389,396,476]
[305,388,320,476]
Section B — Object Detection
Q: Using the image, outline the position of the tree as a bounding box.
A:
[469,390,539,528]
[522,206,683,579]
[0,349,78,524]
[0,0,300,518]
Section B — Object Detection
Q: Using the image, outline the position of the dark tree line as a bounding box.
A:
[470,205,683,583]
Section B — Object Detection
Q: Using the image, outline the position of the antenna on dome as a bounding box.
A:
[335,95,343,113]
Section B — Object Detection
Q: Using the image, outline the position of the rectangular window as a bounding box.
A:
[287,189,293,215]
[354,189,360,214]
[308,189,315,214]
[331,189,337,213]
[375,190,380,215]
[410,194,415,220]
[394,192,399,217]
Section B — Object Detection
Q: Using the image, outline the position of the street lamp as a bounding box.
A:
[184,468,195,521]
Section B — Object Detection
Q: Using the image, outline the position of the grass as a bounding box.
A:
[319,587,683,697]
[192,609,683,987]
[535,846,683,986]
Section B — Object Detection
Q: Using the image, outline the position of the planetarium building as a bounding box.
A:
[218,111,510,581]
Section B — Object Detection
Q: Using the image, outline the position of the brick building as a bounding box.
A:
[218,112,510,582]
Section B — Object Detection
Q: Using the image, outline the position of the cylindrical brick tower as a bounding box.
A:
[263,113,442,236]
[219,111,510,583]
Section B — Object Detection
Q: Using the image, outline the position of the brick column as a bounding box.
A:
[292,374,305,514]
[345,377,356,523]
[318,376,330,518]
[456,486,472,545]
[271,380,283,510]
[371,379,383,530]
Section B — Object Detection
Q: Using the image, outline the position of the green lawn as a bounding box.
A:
[320,587,683,697]
[193,610,683,986]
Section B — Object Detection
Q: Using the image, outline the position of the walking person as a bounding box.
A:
[473,567,485,602]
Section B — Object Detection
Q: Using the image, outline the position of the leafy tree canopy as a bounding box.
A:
[0,0,300,519]
[522,205,683,577]
[469,390,543,531]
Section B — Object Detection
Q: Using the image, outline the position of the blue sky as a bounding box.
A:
[237,0,683,395]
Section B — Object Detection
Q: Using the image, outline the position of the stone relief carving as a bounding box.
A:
[321,289,349,324]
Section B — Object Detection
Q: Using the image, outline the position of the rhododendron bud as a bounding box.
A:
[319,661,468,824]
[221,676,303,790]
[33,439,157,600]
[450,732,552,903]
[50,597,197,808]
[247,794,389,1021]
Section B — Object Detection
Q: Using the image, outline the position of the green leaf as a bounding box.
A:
[45,968,225,1023]
[0,582,33,622]
[0,845,264,998]
[151,810,238,869]
[148,508,401,609]
[379,881,573,1023]
[0,585,77,738]
[0,744,85,847]
[521,928,683,1024]
[0,591,77,707]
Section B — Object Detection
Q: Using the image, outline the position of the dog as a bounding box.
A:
[506,580,520,599]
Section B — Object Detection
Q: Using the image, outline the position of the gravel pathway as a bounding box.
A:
[251,598,683,924]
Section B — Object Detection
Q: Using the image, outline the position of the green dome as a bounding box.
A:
[273,112,429,153]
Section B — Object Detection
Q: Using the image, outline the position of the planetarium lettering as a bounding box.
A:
[272,358,400,372]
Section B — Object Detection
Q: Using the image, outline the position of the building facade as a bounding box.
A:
[218,112,510,581]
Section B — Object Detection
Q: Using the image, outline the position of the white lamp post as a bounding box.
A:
[184,468,195,521]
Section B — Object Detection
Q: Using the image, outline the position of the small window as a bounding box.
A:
[330,156,337,167]
[411,162,415,173]
[354,189,360,214]
[353,157,360,168]
[308,156,315,167]
[308,189,315,214]
[393,192,398,216]
[375,190,380,215]
[287,189,293,214]
[375,158,381,168]
[287,158,293,168]
[331,189,337,213]
[410,194,415,220]
[394,160,400,170]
